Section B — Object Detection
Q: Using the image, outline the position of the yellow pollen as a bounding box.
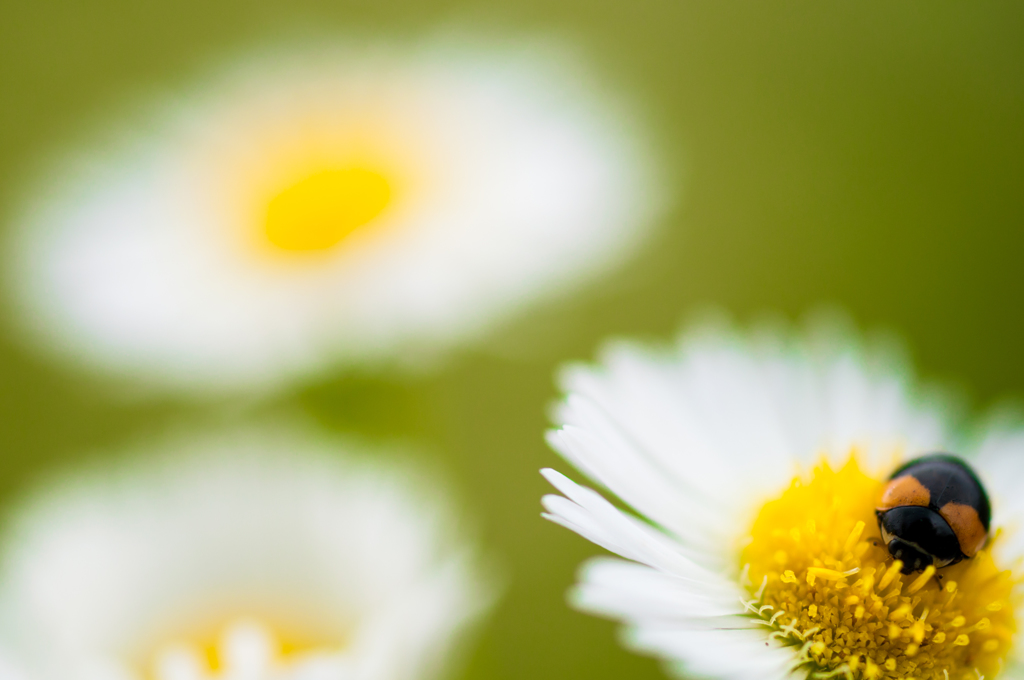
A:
[741,455,1020,680]
[265,168,390,251]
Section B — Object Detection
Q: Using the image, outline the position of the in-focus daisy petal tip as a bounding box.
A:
[541,315,1024,680]
[0,427,496,680]
[5,36,665,394]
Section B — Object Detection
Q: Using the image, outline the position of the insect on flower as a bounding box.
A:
[876,454,991,575]
[542,318,1024,680]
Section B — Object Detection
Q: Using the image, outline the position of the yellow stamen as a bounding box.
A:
[890,603,912,621]
[265,168,390,251]
[741,455,1020,680]
[845,521,866,553]
[907,566,937,595]
[879,560,903,591]
[806,567,851,582]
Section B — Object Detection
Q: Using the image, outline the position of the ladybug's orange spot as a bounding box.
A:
[878,474,931,511]
[740,454,1019,680]
[940,502,988,558]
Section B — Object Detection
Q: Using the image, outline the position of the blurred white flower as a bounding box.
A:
[0,428,495,680]
[542,317,1024,680]
[6,37,663,393]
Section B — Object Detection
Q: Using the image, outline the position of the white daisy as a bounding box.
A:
[542,316,1024,680]
[0,427,495,680]
[6,37,663,393]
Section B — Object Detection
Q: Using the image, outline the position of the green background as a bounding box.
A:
[1,2,1023,679]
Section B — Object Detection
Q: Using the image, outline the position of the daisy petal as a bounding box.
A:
[554,318,953,513]
[7,38,664,394]
[626,626,796,680]
[0,427,496,680]
[973,426,1024,562]
[571,557,746,622]
[541,470,726,580]
[546,423,726,548]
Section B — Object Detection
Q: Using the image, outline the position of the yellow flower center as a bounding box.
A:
[147,618,342,680]
[740,456,1020,680]
[264,167,391,251]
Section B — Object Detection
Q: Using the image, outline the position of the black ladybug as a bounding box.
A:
[875,454,990,575]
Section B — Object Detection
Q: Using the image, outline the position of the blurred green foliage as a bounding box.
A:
[1,2,1023,679]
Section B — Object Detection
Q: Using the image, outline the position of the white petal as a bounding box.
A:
[0,426,495,680]
[540,470,736,587]
[571,557,746,622]
[553,317,953,517]
[997,660,1024,680]
[0,654,30,680]
[7,38,664,394]
[626,626,796,680]
[972,424,1024,562]
[546,424,726,548]
[153,647,204,680]
[221,621,273,675]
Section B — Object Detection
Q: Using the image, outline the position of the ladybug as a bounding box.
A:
[876,453,990,574]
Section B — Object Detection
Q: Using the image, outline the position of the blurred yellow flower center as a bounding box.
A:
[150,619,339,680]
[265,168,391,251]
[741,456,1019,680]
